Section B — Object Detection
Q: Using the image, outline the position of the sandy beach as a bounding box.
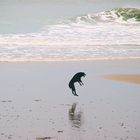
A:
[0,59,140,140]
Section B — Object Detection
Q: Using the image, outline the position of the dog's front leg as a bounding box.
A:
[78,81,83,86]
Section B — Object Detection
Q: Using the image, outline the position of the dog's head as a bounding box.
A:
[80,72,86,77]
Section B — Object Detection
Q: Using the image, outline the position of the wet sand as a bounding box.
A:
[103,74,140,84]
[0,59,140,140]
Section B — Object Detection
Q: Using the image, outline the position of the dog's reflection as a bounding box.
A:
[69,103,83,128]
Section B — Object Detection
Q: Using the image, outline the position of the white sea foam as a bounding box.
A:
[0,8,140,62]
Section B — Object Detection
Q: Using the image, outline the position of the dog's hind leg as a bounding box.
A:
[71,85,78,96]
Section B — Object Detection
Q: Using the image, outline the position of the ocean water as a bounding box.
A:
[0,0,140,61]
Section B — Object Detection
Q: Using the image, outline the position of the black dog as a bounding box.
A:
[69,72,86,96]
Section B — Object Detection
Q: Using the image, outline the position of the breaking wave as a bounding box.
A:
[73,8,140,24]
